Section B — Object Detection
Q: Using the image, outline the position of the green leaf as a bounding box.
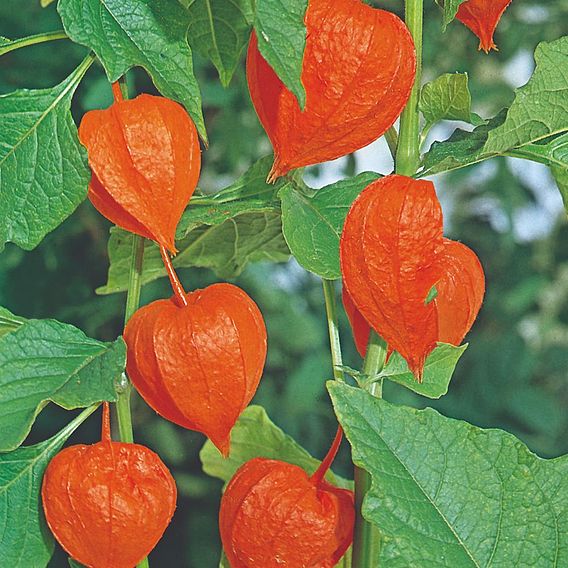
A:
[484,37,568,154]
[0,306,25,339]
[421,111,506,176]
[200,405,351,489]
[41,0,57,6]
[0,318,124,451]
[380,343,467,399]
[98,157,291,294]
[0,56,92,251]
[254,0,308,108]
[0,405,98,568]
[513,132,568,213]
[422,37,568,177]
[552,161,568,213]
[280,172,379,279]
[424,285,438,305]
[185,0,254,87]
[329,382,568,567]
[420,73,473,129]
[434,0,467,29]
[68,559,85,568]
[58,0,206,141]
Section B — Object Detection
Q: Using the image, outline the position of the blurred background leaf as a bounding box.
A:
[1,1,567,566]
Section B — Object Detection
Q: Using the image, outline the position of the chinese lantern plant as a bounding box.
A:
[1,0,568,567]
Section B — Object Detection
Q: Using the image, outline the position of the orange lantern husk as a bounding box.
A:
[219,427,354,567]
[79,85,201,253]
[124,261,267,457]
[247,0,416,180]
[340,175,485,380]
[41,404,177,568]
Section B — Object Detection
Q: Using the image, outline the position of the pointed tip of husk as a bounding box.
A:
[213,436,231,459]
[478,39,498,54]
[267,158,288,184]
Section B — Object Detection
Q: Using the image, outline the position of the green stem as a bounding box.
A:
[0,30,68,57]
[116,234,144,445]
[121,233,148,568]
[322,279,345,382]
[384,126,399,161]
[353,2,423,565]
[395,0,424,177]
[352,332,387,568]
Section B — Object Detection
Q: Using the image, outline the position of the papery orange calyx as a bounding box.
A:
[340,175,485,379]
[124,281,267,457]
[456,0,513,53]
[41,404,177,568]
[219,427,354,568]
[247,0,416,180]
[79,87,201,253]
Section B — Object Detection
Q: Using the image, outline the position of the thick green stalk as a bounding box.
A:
[352,1,424,566]
[351,332,387,568]
[322,279,345,382]
[0,30,68,57]
[395,0,424,177]
[114,78,148,568]
[116,234,145,445]
[121,237,148,568]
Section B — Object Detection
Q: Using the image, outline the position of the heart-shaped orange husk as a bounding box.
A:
[340,175,485,378]
[220,458,354,567]
[247,0,416,180]
[456,0,513,53]
[341,175,444,379]
[124,283,267,456]
[78,87,201,253]
[42,405,176,568]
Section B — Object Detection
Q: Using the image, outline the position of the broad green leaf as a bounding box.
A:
[0,37,9,45]
[379,343,467,399]
[0,405,99,567]
[484,37,568,154]
[200,405,351,490]
[41,0,57,6]
[420,73,473,129]
[422,38,568,177]
[434,0,467,29]
[185,0,254,86]
[280,172,379,279]
[58,0,206,140]
[329,382,568,567]
[0,306,25,338]
[421,111,505,176]
[254,0,308,108]
[0,318,124,451]
[0,56,92,251]
[98,157,291,294]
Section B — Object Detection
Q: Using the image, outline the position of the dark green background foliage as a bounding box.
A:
[1,1,567,566]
